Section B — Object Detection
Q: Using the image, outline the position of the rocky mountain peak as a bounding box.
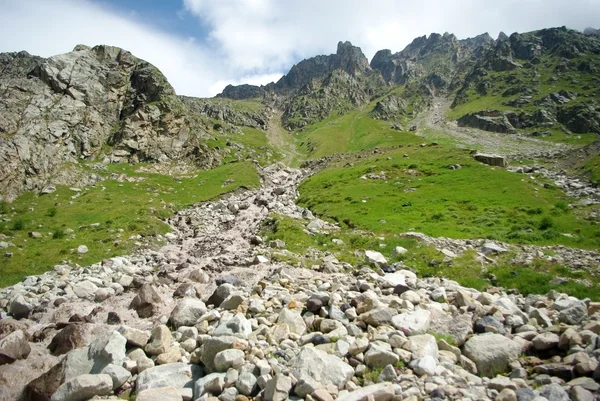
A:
[0,44,209,201]
[335,40,370,75]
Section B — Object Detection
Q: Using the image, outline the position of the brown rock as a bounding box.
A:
[24,358,67,401]
[48,324,86,356]
[0,329,31,365]
[129,283,162,318]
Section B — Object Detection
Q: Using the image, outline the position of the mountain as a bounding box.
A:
[1,26,600,401]
[1,26,599,201]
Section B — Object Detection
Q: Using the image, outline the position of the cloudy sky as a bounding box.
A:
[0,0,598,97]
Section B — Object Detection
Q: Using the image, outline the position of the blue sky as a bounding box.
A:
[1,0,599,97]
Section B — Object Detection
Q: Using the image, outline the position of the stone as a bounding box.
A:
[213,313,252,338]
[530,309,553,328]
[101,363,131,389]
[0,329,31,365]
[531,332,560,351]
[463,333,521,377]
[170,298,207,328]
[539,383,569,401]
[214,349,245,372]
[474,315,505,334]
[570,386,595,401]
[201,336,248,372]
[117,325,150,347]
[88,331,127,369]
[559,302,587,325]
[365,341,399,368]
[10,295,32,319]
[207,284,237,307]
[77,245,88,254]
[236,372,258,396]
[360,307,397,327]
[136,386,183,401]
[50,373,112,401]
[496,388,518,401]
[290,347,354,391]
[410,355,437,376]
[277,307,307,335]
[145,325,173,356]
[220,294,244,310]
[391,246,408,257]
[365,250,387,265]
[72,280,98,299]
[48,324,86,356]
[264,374,292,401]
[335,383,394,401]
[195,373,227,397]
[391,309,431,335]
[409,334,439,360]
[377,364,397,382]
[137,363,201,392]
[129,283,162,318]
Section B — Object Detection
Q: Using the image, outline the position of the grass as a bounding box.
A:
[297,146,600,249]
[296,108,422,159]
[207,126,283,166]
[0,162,259,287]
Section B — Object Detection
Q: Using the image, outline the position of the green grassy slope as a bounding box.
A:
[0,162,259,286]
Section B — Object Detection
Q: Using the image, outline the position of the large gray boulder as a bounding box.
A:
[463,333,521,377]
[290,347,354,392]
[136,362,201,392]
[169,298,207,328]
[50,374,113,401]
[391,309,431,335]
[200,336,248,372]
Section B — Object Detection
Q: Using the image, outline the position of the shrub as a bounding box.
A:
[46,207,57,217]
[539,216,554,230]
[52,229,65,239]
[554,200,569,212]
[11,219,24,231]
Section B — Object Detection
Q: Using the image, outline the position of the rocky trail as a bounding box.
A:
[413,98,569,159]
[0,160,599,401]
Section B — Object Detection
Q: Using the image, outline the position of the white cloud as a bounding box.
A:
[0,0,279,96]
[1,0,599,97]
[183,0,600,70]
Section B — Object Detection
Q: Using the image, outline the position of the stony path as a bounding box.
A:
[412,98,569,158]
[0,162,599,401]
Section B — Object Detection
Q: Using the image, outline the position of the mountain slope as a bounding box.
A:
[0,45,215,201]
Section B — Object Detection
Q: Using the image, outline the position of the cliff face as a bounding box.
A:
[0,45,211,201]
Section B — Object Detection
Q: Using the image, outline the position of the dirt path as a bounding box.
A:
[412,97,570,158]
[265,110,303,166]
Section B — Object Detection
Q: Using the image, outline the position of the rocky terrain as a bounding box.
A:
[1,25,600,401]
[1,163,599,401]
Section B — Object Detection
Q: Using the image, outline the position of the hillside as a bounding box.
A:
[0,26,600,401]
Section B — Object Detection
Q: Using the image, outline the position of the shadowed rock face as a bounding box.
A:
[0,45,208,201]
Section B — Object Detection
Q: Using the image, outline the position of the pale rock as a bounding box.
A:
[463,333,521,377]
[391,309,431,336]
[365,250,387,265]
[214,349,245,372]
[264,374,292,401]
[50,374,112,401]
[137,362,201,392]
[277,307,307,335]
[170,298,207,328]
[137,386,183,401]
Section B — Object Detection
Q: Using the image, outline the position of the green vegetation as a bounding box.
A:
[295,105,421,159]
[297,146,600,249]
[428,331,457,346]
[0,162,259,287]
[207,126,283,165]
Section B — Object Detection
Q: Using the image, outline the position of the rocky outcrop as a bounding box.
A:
[0,45,214,201]
[457,110,517,134]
